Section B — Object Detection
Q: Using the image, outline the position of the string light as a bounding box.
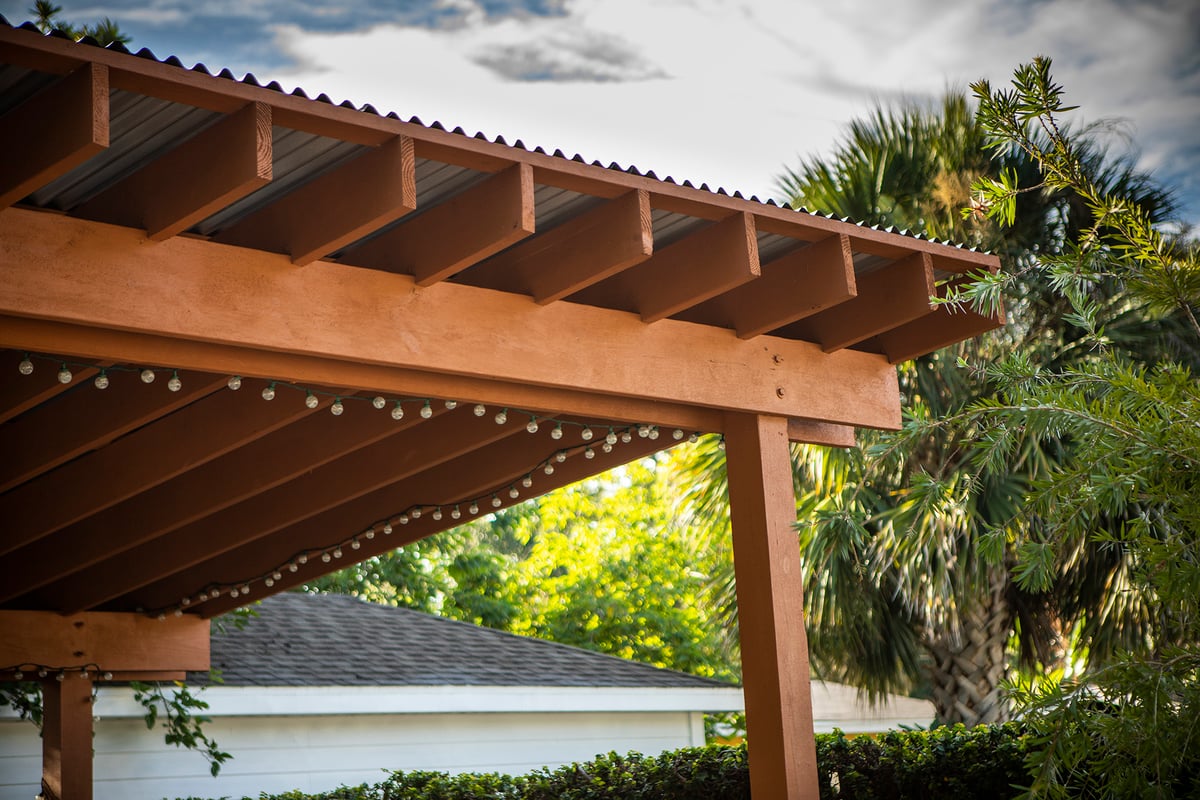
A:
[18,354,706,620]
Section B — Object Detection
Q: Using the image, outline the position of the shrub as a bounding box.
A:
[179,725,1030,800]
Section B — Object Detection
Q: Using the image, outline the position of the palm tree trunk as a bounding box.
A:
[925,576,1012,725]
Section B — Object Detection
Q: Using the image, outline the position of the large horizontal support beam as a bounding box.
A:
[0,610,209,672]
[0,62,108,209]
[215,135,416,265]
[75,101,273,240]
[0,209,901,429]
[340,162,535,285]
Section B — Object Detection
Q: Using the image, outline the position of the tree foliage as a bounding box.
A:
[953,57,1200,798]
[27,1,130,46]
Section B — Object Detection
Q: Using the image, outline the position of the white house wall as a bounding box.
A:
[0,709,708,800]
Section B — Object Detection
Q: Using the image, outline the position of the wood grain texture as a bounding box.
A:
[0,611,209,671]
[0,210,902,429]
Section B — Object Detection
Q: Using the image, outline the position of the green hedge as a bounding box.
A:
[180,724,1031,800]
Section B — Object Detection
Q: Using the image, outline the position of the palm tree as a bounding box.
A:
[671,92,1179,725]
[28,1,130,46]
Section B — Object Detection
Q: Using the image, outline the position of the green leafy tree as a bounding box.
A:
[673,91,1177,726]
[958,57,1200,798]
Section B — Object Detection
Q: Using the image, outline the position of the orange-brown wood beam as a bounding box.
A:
[0,352,98,424]
[679,233,856,338]
[571,211,760,323]
[873,279,1005,363]
[0,375,290,559]
[191,425,667,618]
[724,413,819,800]
[466,189,653,303]
[0,210,902,428]
[42,398,444,613]
[787,418,855,448]
[40,673,93,800]
[783,251,935,352]
[0,368,215,494]
[0,317,724,434]
[0,610,209,671]
[0,62,107,209]
[106,408,527,612]
[340,162,534,285]
[215,135,416,265]
[74,101,272,240]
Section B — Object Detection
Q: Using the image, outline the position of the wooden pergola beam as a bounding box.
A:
[0,62,108,209]
[215,135,416,265]
[41,673,93,800]
[783,251,935,352]
[0,610,209,671]
[466,189,653,303]
[75,101,273,240]
[680,233,856,338]
[0,210,902,429]
[341,162,535,285]
[571,211,761,322]
[874,279,1006,364]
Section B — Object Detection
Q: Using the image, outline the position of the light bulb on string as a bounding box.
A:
[555,451,566,463]
[602,442,613,453]
[305,392,319,409]
[228,376,243,391]
[382,523,393,535]
[688,433,699,443]
[521,476,533,488]
[585,447,595,459]
[451,505,461,520]
[167,371,182,392]
[468,502,479,515]
[288,563,298,572]
[509,487,520,499]
[491,495,502,508]
[262,383,277,401]
[18,355,34,375]
[94,371,109,390]
[321,553,331,563]
[648,427,659,440]
[620,431,632,444]
[544,463,555,475]
[551,424,563,440]
[638,425,650,438]
[581,426,593,441]
[473,404,486,416]
[297,555,308,565]
[140,368,155,384]
[364,528,375,540]
[445,400,458,410]
[432,508,443,521]
[494,409,508,425]
[372,396,386,410]
[420,400,433,419]
[350,539,361,550]
[410,508,422,520]
[330,399,344,416]
[57,363,72,384]
[673,429,684,440]
[391,402,405,420]
[526,417,539,433]
[399,514,409,525]
[718,438,726,451]
[605,430,618,445]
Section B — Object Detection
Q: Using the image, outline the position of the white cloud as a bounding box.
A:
[266,0,1197,215]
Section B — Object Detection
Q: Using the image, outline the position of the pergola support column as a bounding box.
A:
[725,413,819,800]
[40,674,94,800]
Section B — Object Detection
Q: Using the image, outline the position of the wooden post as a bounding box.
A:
[724,413,820,800]
[41,674,94,800]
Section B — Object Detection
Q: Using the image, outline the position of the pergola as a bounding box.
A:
[0,20,1001,800]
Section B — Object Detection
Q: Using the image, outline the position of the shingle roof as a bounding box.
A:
[190,592,731,690]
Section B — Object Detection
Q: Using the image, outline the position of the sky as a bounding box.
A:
[4,0,1198,225]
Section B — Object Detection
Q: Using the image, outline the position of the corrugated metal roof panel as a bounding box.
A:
[652,210,709,248]
[533,184,604,229]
